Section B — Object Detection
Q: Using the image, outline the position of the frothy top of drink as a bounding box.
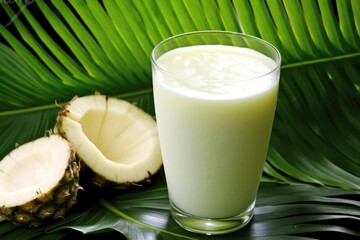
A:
[155,45,279,99]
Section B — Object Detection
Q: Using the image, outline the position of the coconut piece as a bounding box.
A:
[0,135,80,227]
[55,94,162,188]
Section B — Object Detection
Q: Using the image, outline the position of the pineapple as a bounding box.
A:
[0,135,80,227]
[55,94,162,188]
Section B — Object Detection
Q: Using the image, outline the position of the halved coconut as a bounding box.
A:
[55,94,162,188]
[0,135,80,227]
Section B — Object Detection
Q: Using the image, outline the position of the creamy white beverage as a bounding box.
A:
[153,45,279,219]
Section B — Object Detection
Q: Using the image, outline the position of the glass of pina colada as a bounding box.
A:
[151,31,281,235]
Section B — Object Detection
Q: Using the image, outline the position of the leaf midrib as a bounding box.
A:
[0,88,154,117]
[98,198,198,240]
[281,51,360,69]
[1,51,360,117]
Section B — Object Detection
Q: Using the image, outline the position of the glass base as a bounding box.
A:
[170,201,255,235]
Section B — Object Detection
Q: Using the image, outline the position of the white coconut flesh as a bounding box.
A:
[0,135,72,207]
[59,95,162,184]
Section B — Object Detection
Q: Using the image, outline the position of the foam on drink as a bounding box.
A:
[155,45,277,99]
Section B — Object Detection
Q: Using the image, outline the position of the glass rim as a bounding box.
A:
[151,30,281,83]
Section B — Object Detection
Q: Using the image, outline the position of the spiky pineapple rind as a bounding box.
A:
[0,137,81,227]
[81,162,153,190]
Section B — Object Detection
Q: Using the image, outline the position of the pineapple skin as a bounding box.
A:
[0,145,81,227]
[80,162,152,189]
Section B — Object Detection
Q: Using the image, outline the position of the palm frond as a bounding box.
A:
[41,177,360,240]
[0,0,359,239]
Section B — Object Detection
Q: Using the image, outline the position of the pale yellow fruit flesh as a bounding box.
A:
[0,135,73,207]
[59,95,162,184]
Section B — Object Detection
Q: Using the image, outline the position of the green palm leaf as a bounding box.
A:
[0,0,359,239]
[3,173,359,239]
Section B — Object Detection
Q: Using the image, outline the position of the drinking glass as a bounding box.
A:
[151,31,281,235]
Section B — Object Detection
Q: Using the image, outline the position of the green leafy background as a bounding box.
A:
[0,0,359,239]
